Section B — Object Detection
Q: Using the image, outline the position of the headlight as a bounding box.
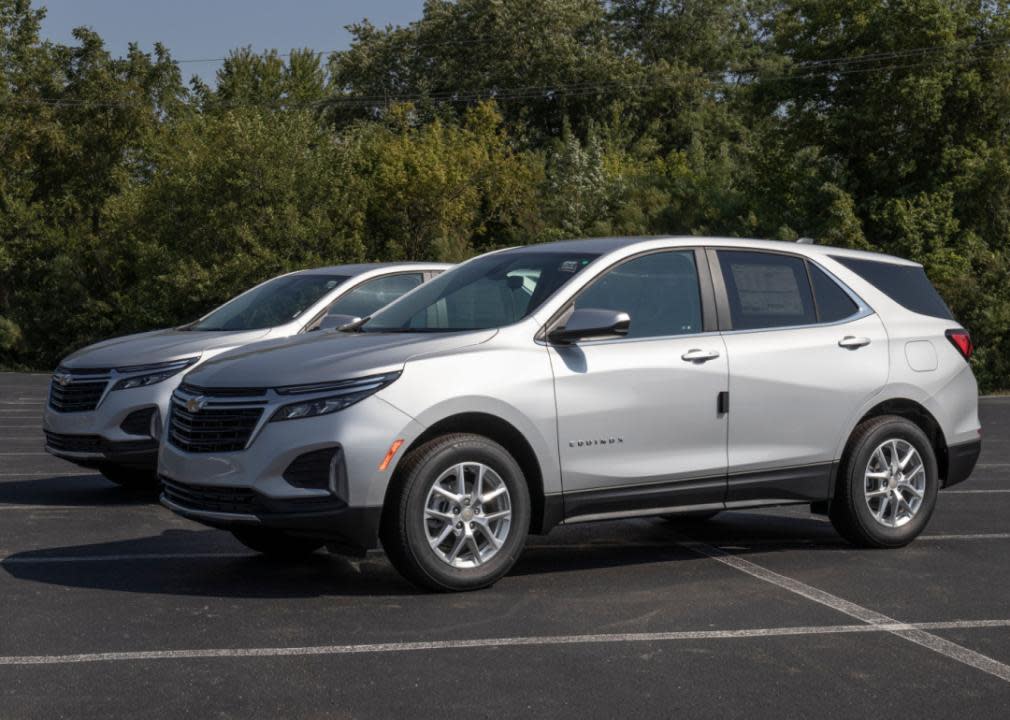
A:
[112,357,199,390]
[270,372,401,422]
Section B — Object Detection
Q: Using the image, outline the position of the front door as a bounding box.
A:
[548,249,729,521]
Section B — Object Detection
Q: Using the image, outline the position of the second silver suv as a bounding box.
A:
[159,237,981,591]
[44,263,449,487]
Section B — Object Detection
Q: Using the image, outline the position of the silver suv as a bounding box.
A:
[43,263,449,487]
[159,238,981,591]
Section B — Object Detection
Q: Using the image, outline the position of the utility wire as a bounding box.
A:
[2,40,1006,111]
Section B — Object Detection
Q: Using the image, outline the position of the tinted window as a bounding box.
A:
[325,273,424,319]
[189,274,348,331]
[718,250,816,330]
[574,250,702,339]
[362,252,598,332]
[832,256,953,320]
[809,263,859,322]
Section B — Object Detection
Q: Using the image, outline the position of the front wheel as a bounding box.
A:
[381,433,531,592]
[231,528,325,558]
[830,415,939,548]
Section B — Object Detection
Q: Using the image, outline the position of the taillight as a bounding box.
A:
[946,329,973,361]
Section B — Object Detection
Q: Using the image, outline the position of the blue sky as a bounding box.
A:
[38,0,426,84]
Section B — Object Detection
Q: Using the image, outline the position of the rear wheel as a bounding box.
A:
[830,415,939,548]
[231,528,325,558]
[381,433,531,592]
[98,463,159,490]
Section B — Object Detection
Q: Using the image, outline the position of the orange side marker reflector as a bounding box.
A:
[379,439,405,471]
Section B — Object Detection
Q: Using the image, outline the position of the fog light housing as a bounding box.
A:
[282,447,346,497]
[120,408,158,437]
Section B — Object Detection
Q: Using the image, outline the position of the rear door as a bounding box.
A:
[549,249,729,520]
[710,249,888,506]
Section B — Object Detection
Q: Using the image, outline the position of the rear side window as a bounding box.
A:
[832,257,953,320]
[717,250,816,330]
[809,264,859,322]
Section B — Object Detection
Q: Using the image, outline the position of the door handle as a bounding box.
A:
[838,336,871,349]
[681,348,721,363]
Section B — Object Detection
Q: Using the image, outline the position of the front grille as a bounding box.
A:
[45,431,157,456]
[168,401,263,453]
[161,477,259,514]
[49,378,108,412]
[161,477,342,516]
[44,431,104,453]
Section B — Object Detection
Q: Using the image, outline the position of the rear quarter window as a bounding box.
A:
[832,256,953,320]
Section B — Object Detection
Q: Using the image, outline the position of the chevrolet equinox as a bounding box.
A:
[44,263,449,487]
[158,237,981,591]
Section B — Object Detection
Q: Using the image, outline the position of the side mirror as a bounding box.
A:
[316,313,362,332]
[547,308,630,345]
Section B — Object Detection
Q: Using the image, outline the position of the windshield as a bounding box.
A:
[361,251,599,332]
[188,274,349,331]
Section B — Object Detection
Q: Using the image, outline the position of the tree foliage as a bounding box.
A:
[2,0,1010,389]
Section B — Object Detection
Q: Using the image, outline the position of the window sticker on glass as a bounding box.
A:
[559,260,580,273]
[731,264,804,316]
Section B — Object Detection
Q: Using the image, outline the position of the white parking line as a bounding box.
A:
[0,619,1008,667]
[922,532,1010,541]
[943,489,1010,494]
[679,540,1010,683]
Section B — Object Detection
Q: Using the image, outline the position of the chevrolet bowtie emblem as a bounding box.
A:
[186,396,207,413]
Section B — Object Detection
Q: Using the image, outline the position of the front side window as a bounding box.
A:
[325,273,424,319]
[573,250,703,339]
[718,250,816,330]
[361,252,598,332]
[188,274,349,331]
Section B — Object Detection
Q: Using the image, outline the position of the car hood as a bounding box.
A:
[60,328,271,370]
[184,330,497,389]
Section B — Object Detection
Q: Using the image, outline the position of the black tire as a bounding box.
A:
[661,510,721,522]
[380,433,531,592]
[830,415,939,548]
[99,463,159,490]
[231,528,325,558]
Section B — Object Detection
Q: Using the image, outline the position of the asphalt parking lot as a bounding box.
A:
[1,371,1009,718]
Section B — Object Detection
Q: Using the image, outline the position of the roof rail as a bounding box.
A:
[796,237,815,244]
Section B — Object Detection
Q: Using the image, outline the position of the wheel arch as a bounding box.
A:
[385,411,555,534]
[845,397,951,486]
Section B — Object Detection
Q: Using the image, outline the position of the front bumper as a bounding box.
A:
[43,380,177,470]
[160,476,382,552]
[158,392,424,551]
[44,431,158,469]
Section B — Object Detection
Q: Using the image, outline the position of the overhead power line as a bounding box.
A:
[3,39,1006,111]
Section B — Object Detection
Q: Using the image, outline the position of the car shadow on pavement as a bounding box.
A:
[0,475,159,506]
[1,512,855,598]
[1,528,422,597]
